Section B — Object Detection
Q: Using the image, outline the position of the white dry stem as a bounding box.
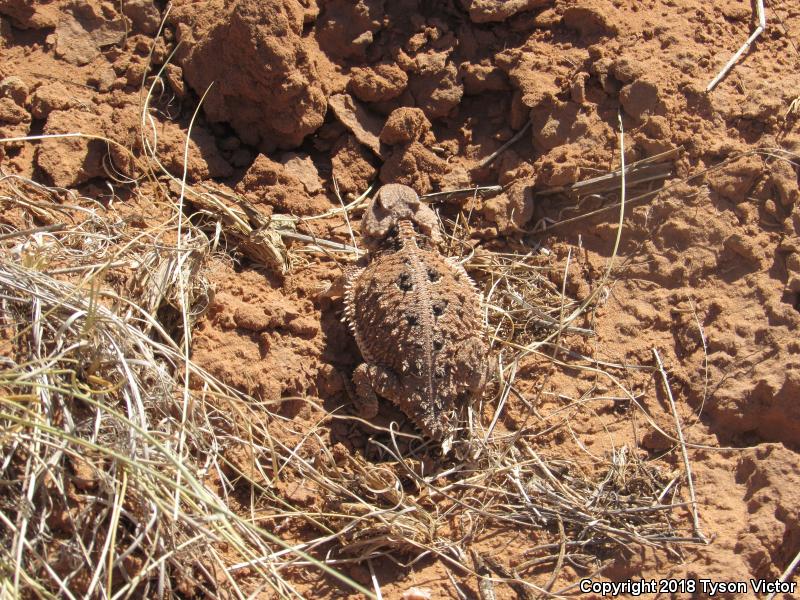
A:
[652,348,707,544]
[766,548,800,600]
[706,0,766,91]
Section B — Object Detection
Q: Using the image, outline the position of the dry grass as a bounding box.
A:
[0,173,378,598]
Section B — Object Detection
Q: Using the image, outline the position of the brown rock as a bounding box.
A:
[176,0,326,148]
[707,155,763,202]
[331,135,377,195]
[298,0,319,23]
[562,0,618,36]
[483,180,535,232]
[461,62,508,95]
[633,115,676,155]
[463,0,550,23]
[611,57,646,84]
[734,445,800,571]
[619,79,664,121]
[0,96,30,153]
[328,93,383,156]
[86,65,116,92]
[724,232,764,264]
[30,82,83,119]
[121,0,161,34]
[235,154,328,215]
[380,141,448,194]
[531,101,583,151]
[408,50,463,119]
[316,0,383,60]
[0,76,28,106]
[154,120,233,180]
[380,107,431,146]
[497,43,571,110]
[36,110,107,187]
[0,0,59,29]
[537,153,581,187]
[349,64,408,103]
[279,152,322,194]
[0,96,29,124]
[54,2,126,66]
[163,63,185,98]
[771,159,799,208]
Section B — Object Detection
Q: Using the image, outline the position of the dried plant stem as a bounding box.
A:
[706,0,766,91]
[536,147,679,196]
[477,120,532,169]
[367,560,383,600]
[766,548,800,600]
[652,348,707,544]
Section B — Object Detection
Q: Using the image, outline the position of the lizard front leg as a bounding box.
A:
[351,362,401,419]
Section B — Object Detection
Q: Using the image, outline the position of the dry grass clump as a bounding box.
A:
[0,176,371,598]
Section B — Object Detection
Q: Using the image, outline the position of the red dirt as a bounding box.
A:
[2,0,800,598]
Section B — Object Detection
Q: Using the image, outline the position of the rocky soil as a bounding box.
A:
[2,0,800,598]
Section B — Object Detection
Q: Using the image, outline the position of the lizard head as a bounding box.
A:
[361,184,442,250]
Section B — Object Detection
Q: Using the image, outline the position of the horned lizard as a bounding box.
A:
[343,184,491,443]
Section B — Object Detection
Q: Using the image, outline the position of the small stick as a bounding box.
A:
[536,160,676,197]
[332,174,358,251]
[0,223,65,242]
[278,231,362,254]
[367,559,383,600]
[445,569,469,600]
[652,348,708,543]
[477,120,532,169]
[542,517,566,593]
[479,555,537,600]
[707,0,766,91]
[422,185,503,201]
[470,550,496,600]
[766,548,800,600]
[45,260,131,275]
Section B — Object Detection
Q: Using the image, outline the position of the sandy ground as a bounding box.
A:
[1,0,800,598]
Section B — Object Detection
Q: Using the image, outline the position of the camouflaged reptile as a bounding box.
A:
[343,184,491,443]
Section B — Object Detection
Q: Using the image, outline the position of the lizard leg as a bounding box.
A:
[352,363,379,419]
[351,363,401,419]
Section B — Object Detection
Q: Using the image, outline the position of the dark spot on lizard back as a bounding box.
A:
[397,272,413,291]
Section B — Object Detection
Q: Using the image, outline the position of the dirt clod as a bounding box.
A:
[463,0,551,24]
[0,75,28,106]
[380,106,432,146]
[174,0,326,149]
[349,63,409,103]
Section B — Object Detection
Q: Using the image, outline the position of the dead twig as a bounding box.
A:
[706,0,766,91]
[477,120,532,169]
[652,348,707,544]
[766,548,800,600]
